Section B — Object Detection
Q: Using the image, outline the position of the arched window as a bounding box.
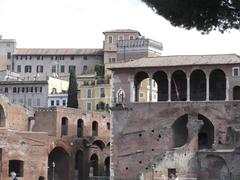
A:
[77,119,84,137]
[171,70,187,101]
[104,157,110,176]
[172,114,188,147]
[209,69,226,100]
[152,71,168,101]
[0,105,6,127]
[233,86,240,100]
[61,117,68,136]
[90,154,99,177]
[134,71,149,102]
[92,121,98,136]
[75,150,84,179]
[190,70,206,101]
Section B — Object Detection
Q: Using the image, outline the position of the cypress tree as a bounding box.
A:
[67,69,78,108]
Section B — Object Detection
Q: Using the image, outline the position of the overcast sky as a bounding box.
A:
[0,0,239,55]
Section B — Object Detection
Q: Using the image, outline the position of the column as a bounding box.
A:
[149,78,152,102]
[168,77,171,102]
[226,76,229,101]
[187,77,190,101]
[206,75,209,101]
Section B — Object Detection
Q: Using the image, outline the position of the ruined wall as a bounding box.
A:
[111,101,240,179]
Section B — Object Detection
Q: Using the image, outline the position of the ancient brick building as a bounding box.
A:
[0,95,110,180]
[110,54,240,180]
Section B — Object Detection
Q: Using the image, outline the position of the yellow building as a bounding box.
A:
[79,77,111,112]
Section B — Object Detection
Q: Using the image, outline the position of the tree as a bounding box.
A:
[67,70,78,108]
[95,64,105,77]
[141,0,240,33]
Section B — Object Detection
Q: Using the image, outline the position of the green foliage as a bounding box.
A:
[67,70,78,108]
[141,0,240,33]
[95,64,105,77]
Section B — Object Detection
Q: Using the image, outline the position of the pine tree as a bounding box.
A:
[67,70,78,108]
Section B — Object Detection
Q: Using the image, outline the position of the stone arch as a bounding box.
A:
[205,155,230,179]
[104,157,110,176]
[77,119,84,137]
[0,105,6,127]
[152,71,168,101]
[171,70,187,101]
[190,69,206,101]
[75,150,84,180]
[61,117,68,136]
[92,140,105,150]
[90,154,99,177]
[172,114,188,147]
[233,86,240,100]
[209,69,226,100]
[198,114,214,149]
[134,71,149,102]
[92,121,98,136]
[48,147,70,180]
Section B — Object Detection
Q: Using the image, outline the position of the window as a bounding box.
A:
[7,65,11,70]
[70,56,74,60]
[39,87,42,93]
[139,92,144,98]
[62,100,66,106]
[22,87,25,93]
[118,35,124,40]
[56,100,60,106]
[35,87,38,93]
[17,88,20,93]
[30,87,33,93]
[87,89,92,98]
[232,67,239,76]
[7,52,11,59]
[100,88,105,97]
[37,56,40,60]
[83,65,88,73]
[13,87,17,93]
[108,36,113,43]
[129,35,134,40]
[107,122,110,130]
[87,102,92,112]
[24,65,32,73]
[17,65,21,73]
[69,65,76,73]
[4,87,8,93]
[52,65,56,73]
[51,100,54,106]
[109,58,116,63]
[16,56,19,60]
[83,55,88,60]
[61,117,68,136]
[36,65,44,73]
[60,65,65,73]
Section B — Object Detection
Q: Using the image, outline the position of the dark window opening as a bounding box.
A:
[171,70,187,101]
[104,157,110,176]
[134,71,149,102]
[153,71,168,101]
[90,154,98,177]
[92,121,98,136]
[233,86,240,100]
[190,70,206,101]
[172,114,188,147]
[209,69,226,100]
[9,160,24,177]
[61,117,68,136]
[75,150,84,179]
[168,169,176,179]
[77,119,84,137]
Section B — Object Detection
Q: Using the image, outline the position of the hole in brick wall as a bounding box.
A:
[125,167,128,170]
[139,133,142,137]
[139,161,142,164]
[145,167,148,170]
[158,134,161,138]
[151,129,154,133]
[152,149,154,151]
[157,139,159,141]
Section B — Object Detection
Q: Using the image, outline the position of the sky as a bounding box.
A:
[0,0,240,55]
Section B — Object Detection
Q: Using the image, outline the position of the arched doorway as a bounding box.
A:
[205,155,230,179]
[172,114,188,147]
[198,114,214,149]
[152,71,168,101]
[77,119,84,137]
[190,70,206,101]
[233,86,240,100]
[134,71,149,102]
[104,157,110,176]
[171,70,187,101]
[90,154,99,177]
[75,150,84,180]
[92,121,98,136]
[209,69,226,100]
[48,147,70,180]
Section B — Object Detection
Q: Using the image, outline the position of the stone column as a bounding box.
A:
[168,77,171,102]
[149,78,152,102]
[206,75,209,101]
[226,76,229,101]
[187,77,190,101]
